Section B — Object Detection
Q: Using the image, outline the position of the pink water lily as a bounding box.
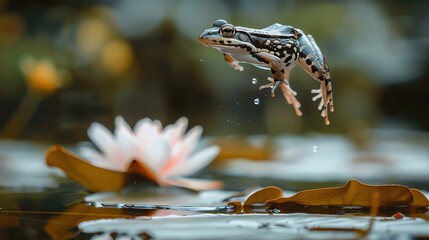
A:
[79,116,221,190]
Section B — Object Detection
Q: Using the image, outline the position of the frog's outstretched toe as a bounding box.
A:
[258,77,275,91]
[324,117,330,125]
[279,82,302,117]
[235,65,244,71]
[311,89,324,110]
[312,83,332,125]
[329,100,334,112]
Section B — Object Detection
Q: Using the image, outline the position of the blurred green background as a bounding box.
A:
[1,0,428,143]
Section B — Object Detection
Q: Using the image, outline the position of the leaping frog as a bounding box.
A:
[199,19,334,125]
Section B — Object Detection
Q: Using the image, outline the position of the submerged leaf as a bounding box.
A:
[44,202,151,240]
[268,179,416,207]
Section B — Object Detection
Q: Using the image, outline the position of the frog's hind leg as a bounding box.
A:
[296,31,333,125]
[309,59,334,125]
[259,77,302,116]
[254,51,302,117]
[311,62,333,111]
[278,80,302,116]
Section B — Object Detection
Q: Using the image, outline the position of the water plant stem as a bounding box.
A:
[1,90,43,139]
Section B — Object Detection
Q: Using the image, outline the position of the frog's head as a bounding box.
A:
[199,19,254,51]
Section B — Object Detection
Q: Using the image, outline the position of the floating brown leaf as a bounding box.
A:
[410,188,429,207]
[46,145,159,192]
[267,179,419,207]
[244,186,283,206]
[228,180,429,215]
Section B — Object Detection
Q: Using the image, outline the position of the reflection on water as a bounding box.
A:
[0,188,184,240]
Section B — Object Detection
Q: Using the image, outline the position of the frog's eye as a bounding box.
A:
[213,19,228,28]
[220,24,235,38]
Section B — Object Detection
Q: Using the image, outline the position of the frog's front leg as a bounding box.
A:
[296,30,334,125]
[253,52,302,117]
[223,53,244,71]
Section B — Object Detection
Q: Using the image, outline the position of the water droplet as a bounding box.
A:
[251,78,258,84]
[271,208,281,214]
[313,145,318,153]
[199,59,204,62]
[254,98,260,105]
[235,102,240,106]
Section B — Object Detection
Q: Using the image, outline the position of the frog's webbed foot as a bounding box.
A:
[260,77,302,117]
[311,82,334,125]
[224,53,244,71]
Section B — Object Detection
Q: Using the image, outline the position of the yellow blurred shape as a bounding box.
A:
[77,18,111,56]
[20,56,62,95]
[100,38,134,75]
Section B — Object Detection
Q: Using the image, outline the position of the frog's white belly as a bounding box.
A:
[214,46,270,70]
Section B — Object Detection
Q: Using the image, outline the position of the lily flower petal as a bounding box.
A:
[114,126,139,171]
[114,116,133,137]
[173,125,203,159]
[162,117,188,147]
[87,122,121,166]
[137,136,169,173]
[160,126,202,176]
[134,118,161,146]
[163,176,223,191]
[79,146,106,167]
[165,146,220,177]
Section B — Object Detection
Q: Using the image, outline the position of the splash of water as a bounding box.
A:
[313,146,318,153]
[254,98,260,105]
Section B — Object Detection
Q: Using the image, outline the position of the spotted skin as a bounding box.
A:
[199,20,334,125]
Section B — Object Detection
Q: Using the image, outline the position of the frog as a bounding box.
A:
[199,19,334,125]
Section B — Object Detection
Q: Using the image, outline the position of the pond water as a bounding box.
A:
[1,130,429,239]
[2,185,429,240]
